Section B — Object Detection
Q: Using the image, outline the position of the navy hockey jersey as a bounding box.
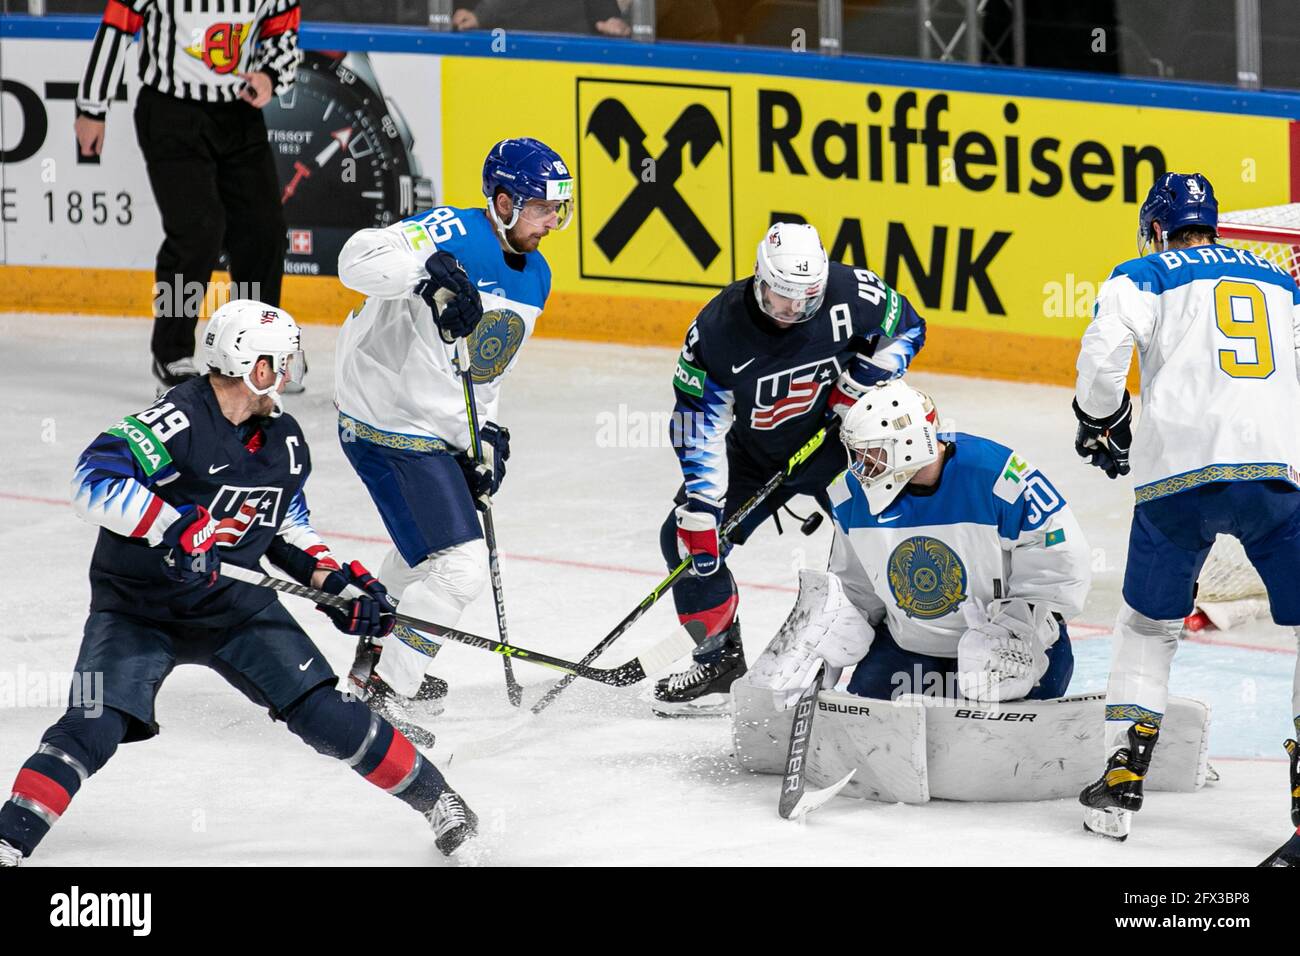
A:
[672,263,926,506]
[70,377,337,626]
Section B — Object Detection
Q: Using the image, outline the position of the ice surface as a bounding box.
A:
[0,313,1294,866]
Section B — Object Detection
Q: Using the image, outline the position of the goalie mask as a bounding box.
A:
[753,222,829,325]
[840,381,940,514]
[202,299,305,418]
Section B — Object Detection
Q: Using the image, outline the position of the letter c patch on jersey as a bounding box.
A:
[750,358,840,430]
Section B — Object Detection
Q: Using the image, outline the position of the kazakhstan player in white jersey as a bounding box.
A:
[1072,172,1300,862]
[333,139,574,736]
[750,380,1091,706]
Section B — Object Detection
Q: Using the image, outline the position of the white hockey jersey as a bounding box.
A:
[335,205,551,451]
[827,432,1091,657]
[1076,244,1300,502]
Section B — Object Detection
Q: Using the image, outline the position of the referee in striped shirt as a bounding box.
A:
[74,0,303,392]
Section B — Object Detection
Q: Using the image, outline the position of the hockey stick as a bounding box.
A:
[221,563,706,685]
[778,663,855,820]
[451,334,523,708]
[530,420,839,715]
[448,422,841,762]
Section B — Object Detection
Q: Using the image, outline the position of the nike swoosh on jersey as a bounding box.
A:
[298,658,314,671]
[731,358,756,373]
[208,464,229,474]
[877,514,901,523]
[476,278,496,288]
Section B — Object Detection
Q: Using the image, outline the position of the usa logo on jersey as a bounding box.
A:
[751,358,840,430]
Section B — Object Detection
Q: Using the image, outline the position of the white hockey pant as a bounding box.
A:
[374,538,488,697]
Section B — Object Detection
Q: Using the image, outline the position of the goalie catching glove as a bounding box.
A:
[956,598,1054,702]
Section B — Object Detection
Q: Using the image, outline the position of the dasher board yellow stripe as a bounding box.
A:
[0,264,1135,389]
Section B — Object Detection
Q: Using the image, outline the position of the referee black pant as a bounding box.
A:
[134,85,285,366]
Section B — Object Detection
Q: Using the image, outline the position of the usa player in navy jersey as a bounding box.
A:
[334,138,571,730]
[653,222,927,715]
[0,301,477,867]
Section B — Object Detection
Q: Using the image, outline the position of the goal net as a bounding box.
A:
[1183,203,1300,629]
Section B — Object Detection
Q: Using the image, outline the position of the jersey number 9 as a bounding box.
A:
[1214,279,1275,380]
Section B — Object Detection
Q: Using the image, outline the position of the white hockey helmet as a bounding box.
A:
[840,380,941,514]
[753,222,829,324]
[201,299,305,417]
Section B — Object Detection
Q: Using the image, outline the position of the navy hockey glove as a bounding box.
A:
[418,251,483,343]
[317,561,396,638]
[1073,392,1132,479]
[676,499,723,576]
[161,505,220,585]
[457,422,510,509]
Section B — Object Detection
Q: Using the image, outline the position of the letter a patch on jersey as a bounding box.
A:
[751,359,840,430]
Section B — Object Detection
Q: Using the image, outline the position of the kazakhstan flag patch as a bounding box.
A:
[1045,528,1066,547]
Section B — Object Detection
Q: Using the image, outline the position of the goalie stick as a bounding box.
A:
[779,663,855,820]
[221,563,706,686]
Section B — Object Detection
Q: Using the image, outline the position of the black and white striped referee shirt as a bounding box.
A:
[76,0,302,118]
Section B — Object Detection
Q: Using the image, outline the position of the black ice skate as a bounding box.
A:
[1080,721,1160,841]
[152,356,201,396]
[347,638,444,750]
[426,790,478,857]
[652,620,746,717]
[1286,738,1299,827]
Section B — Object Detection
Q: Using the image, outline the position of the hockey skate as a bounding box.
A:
[1079,721,1159,841]
[652,620,746,717]
[1257,739,1300,866]
[348,637,446,750]
[0,838,22,867]
[426,790,478,857]
[152,356,201,396]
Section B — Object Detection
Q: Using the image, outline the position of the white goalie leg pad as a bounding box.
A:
[1103,602,1182,752]
[732,682,929,804]
[375,538,489,697]
[745,569,874,709]
[956,598,1054,702]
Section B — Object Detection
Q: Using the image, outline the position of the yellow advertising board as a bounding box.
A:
[442,58,1293,383]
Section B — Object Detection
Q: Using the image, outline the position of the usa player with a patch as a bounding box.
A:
[824,386,1089,703]
[0,301,480,867]
[333,137,572,721]
[652,222,926,716]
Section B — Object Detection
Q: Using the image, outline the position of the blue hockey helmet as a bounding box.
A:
[1138,172,1218,251]
[482,137,575,239]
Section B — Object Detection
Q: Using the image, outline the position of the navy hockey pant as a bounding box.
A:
[659,437,847,659]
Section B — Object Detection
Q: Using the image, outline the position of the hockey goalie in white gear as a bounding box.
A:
[742,380,1091,710]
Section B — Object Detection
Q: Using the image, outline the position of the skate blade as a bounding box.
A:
[651,693,732,718]
[1082,806,1131,841]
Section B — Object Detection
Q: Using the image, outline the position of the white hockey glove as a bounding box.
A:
[828,367,874,419]
[747,569,873,709]
[956,598,1054,703]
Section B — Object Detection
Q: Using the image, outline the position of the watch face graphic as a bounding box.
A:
[262,52,434,277]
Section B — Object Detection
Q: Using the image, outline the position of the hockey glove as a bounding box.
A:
[316,561,397,638]
[827,366,874,420]
[456,422,510,510]
[161,505,220,585]
[1073,392,1132,479]
[956,598,1052,702]
[676,499,723,576]
[418,251,483,343]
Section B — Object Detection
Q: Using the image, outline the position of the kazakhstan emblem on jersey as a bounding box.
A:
[468,309,526,383]
[887,535,968,620]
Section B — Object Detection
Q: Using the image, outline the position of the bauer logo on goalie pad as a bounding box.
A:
[577,79,732,288]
